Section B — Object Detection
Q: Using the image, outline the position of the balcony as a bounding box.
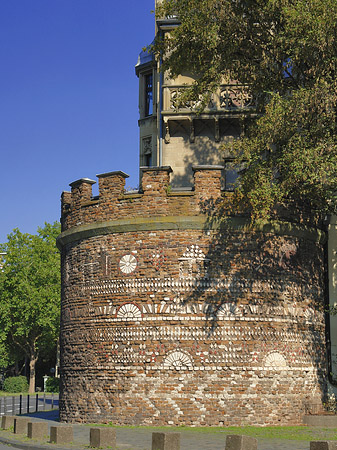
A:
[162,84,255,116]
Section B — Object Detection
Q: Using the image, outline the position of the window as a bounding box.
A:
[145,153,152,167]
[144,73,153,116]
[142,137,152,167]
[224,160,245,191]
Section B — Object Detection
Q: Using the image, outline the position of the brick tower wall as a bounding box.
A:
[57,166,327,425]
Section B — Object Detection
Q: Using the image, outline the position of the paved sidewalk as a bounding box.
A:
[0,410,324,450]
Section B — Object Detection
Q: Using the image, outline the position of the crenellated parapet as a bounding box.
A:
[60,166,224,232]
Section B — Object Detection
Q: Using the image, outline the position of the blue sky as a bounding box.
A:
[0,0,155,242]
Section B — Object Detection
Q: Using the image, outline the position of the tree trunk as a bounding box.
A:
[15,360,19,377]
[29,348,38,394]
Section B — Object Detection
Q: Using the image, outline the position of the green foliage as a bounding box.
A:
[0,222,61,391]
[154,0,337,223]
[0,334,9,369]
[3,376,28,393]
[45,376,60,393]
[229,83,337,223]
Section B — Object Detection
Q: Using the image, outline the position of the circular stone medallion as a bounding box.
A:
[119,254,137,274]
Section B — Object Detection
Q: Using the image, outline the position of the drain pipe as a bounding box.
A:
[157,26,164,167]
[159,67,163,167]
[325,216,337,387]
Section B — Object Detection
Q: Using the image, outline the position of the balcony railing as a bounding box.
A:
[162,84,254,113]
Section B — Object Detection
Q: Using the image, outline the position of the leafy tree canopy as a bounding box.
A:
[154,0,337,224]
[0,222,61,392]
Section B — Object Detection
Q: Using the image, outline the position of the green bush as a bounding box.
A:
[3,376,28,393]
[45,376,59,393]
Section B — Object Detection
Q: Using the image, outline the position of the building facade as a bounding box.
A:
[135,2,254,188]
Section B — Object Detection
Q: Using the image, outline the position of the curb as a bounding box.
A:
[0,433,86,450]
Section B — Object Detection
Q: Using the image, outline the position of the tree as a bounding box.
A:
[154,0,337,223]
[0,222,61,393]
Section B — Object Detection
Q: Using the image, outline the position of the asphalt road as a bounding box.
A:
[0,394,58,416]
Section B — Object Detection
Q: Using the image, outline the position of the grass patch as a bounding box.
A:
[87,424,337,441]
[218,426,337,441]
[0,391,50,396]
[0,391,22,397]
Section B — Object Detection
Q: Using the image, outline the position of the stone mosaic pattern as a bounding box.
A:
[59,168,327,426]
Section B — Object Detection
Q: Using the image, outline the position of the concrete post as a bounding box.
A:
[14,417,30,434]
[225,435,258,450]
[1,415,15,430]
[50,426,73,444]
[310,442,337,450]
[27,422,49,440]
[90,427,116,448]
[152,432,180,450]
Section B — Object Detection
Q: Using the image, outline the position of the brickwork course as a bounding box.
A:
[57,166,328,426]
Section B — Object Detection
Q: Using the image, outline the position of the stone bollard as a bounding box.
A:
[1,415,15,430]
[90,427,116,448]
[14,417,30,434]
[310,442,337,450]
[152,432,180,450]
[225,435,258,450]
[50,426,73,445]
[27,422,49,440]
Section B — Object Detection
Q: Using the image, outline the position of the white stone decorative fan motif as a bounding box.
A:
[119,254,137,274]
[264,352,288,370]
[182,245,205,260]
[163,351,193,370]
[218,303,238,318]
[117,303,142,320]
